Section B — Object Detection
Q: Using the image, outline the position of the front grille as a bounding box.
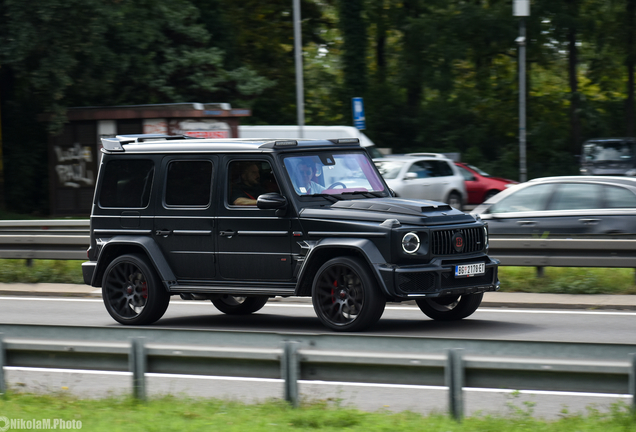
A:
[431,227,484,256]
[397,272,436,293]
[440,268,494,289]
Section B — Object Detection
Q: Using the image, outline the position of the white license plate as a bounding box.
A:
[455,263,485,278]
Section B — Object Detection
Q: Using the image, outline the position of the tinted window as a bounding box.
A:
[604,185,636,208]
[99,159,154,208]
[228,160,279,206]
[408,161,432,178]
[165,160,213,207]
[489,184,554,213]
[548,183,601,210]
[427,160,454,177]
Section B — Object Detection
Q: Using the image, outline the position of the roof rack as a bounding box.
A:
[100,134,192,151]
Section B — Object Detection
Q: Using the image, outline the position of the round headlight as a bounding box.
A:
[483,226,489,250]
[402,232,420,254]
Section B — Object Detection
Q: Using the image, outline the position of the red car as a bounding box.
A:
[454,162,518,205]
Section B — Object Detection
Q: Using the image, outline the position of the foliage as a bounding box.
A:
[0,392,635,431]
[3,0,636,214]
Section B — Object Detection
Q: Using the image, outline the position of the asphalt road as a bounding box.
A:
[2,296,635,419]
[1,295,636,343]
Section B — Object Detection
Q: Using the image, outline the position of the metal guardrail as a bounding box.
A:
[0,220,634,270]
[0,324,635,420]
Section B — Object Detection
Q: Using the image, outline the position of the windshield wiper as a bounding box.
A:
[340,190,385,198]
[308,193,342,202]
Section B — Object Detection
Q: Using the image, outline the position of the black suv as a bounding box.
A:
[82,134,499,331]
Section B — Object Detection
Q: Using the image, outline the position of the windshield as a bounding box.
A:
[584,141,634,162]
[283,152,386,196]
[373,160,405,179]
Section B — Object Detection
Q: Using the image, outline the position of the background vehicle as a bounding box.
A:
[580,138,636,176]
[473,176,636,236]
[373,154,467,210]
[239,125,384,158]
[455,162,518,205]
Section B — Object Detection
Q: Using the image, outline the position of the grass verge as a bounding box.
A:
[0,393,635,432]
[0,260,634,295]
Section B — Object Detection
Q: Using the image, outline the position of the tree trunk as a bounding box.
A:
[626,0,636,136]
[567,0,581,154]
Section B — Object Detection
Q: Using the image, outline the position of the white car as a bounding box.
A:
[374,154,467,209]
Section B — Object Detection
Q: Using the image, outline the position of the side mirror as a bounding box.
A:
[404,172,418,180]
[257,193,288,214]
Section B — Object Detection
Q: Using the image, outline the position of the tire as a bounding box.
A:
[102,253,170,325]
[416,293,483,321]
[447,192,463,211]
[212,295,269,315]
[483,190,499,202]
[312,256,386,331]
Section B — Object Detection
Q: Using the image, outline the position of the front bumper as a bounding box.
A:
[377,255,500,299]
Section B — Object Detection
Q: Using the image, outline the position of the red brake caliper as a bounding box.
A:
[141,281,148,299]
[331,280,337,304]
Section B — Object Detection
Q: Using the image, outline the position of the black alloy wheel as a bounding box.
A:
[102,254,170,325]
[416,293,483,321]
[212,295,269,315]
[312,256,385,331]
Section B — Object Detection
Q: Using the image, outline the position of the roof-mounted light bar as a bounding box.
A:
[274,140,298,147]
[328,138,360,145]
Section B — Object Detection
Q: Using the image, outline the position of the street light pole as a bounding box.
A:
[514,0,529,183]
[293,0,305,138]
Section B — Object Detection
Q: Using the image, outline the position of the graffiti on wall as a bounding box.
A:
[54,143,94,188]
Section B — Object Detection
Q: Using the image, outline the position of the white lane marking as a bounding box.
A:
[4,367,631,398]
[1,296,636,317]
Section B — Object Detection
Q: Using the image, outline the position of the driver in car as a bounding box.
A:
[296,161,325,195]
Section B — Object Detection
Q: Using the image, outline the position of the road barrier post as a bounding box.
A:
[446,348,464,421]
[0,334,5,396]
[129,338,146,400]
[630,353,636,411]
[281,341,299,407]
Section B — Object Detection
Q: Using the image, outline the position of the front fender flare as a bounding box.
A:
[296,238,390,297]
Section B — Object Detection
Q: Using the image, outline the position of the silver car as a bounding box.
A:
[373,154,467,209]
[473,176,636,235]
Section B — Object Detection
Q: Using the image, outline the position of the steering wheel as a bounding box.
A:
[326,182,347,190]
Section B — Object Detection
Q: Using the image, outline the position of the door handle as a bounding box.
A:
[154,229,172,236]
[220,230,236,238]
[516,220,537,226]
[579,218,600,225]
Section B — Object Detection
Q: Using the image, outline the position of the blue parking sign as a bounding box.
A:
[352,97,366,130]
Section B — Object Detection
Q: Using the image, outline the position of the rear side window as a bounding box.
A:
[427,160,454,177]
[165,160,213,207]
[99,159,154,208]
[548,183,602,210]
[603,185,636,208]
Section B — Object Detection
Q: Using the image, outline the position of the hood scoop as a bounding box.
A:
[331,198,452,216]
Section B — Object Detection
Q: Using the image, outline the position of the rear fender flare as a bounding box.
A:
[93,236,176,290]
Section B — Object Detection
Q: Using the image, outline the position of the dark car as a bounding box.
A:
[82,134,499,331]
[455,162,518,205]
[472,176,636,236]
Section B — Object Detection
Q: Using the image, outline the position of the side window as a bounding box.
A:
[99,159,154,208]
[489,184,554,213]
[228,160,280,206]
[547,183,602,210]
[165,160,213,207]
[428,161,454,177]
[603,185,636,208]
[407,161,431,178]
[457,166,475,181]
